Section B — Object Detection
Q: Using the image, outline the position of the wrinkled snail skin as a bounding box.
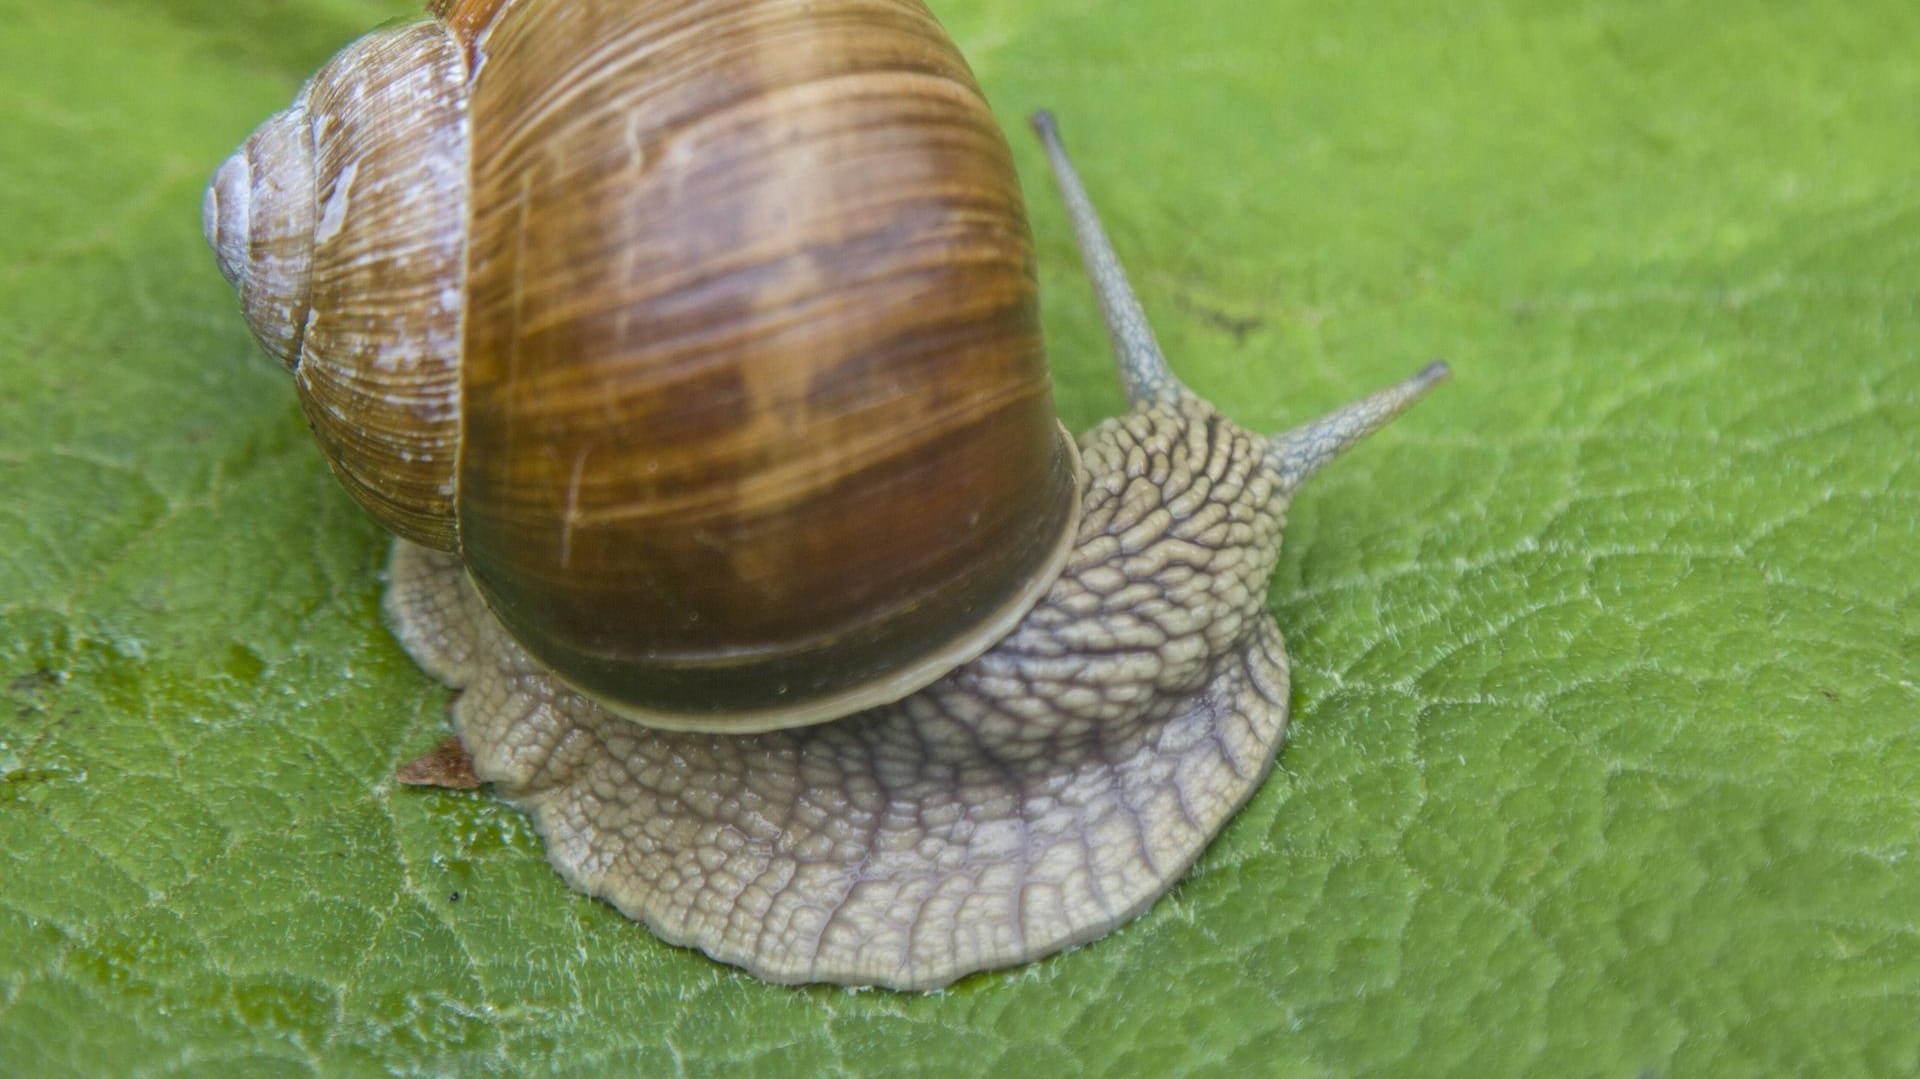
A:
[209,0,1449,990]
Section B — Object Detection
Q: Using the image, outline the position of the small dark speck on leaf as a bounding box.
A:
[1172,293,1266,345]
[3,768,77,793]
[397,736,481,790]
[7,669,59,695]
[448,891,461,903]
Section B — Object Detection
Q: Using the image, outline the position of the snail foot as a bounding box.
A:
[383,537,1294,990]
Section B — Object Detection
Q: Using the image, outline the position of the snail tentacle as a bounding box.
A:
[1266,360,1452,497]
[1030,111,1182,407]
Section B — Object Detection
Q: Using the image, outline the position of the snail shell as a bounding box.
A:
[205,0,1080,731]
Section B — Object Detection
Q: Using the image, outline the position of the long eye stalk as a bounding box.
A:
[1030,110,1181,405]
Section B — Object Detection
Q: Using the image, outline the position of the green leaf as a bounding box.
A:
[4,0,1917,1074]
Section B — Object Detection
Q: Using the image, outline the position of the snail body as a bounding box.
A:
[208,0,1447,989]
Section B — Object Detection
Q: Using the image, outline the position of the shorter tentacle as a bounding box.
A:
[1267,361,1451,497]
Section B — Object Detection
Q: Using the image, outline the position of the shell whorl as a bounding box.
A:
[204,102,315,370]
[209,21,471,550]
[203,154,249,293]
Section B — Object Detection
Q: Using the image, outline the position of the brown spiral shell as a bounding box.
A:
[206,0,1081,731]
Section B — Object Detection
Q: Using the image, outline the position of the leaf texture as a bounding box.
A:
[2,0,1916,1074]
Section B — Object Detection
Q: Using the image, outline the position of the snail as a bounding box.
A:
[205,0,1447,990]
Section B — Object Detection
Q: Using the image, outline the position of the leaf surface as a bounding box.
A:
[2,1,1916,1074]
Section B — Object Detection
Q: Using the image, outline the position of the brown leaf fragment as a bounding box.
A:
[396,735,481,789]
